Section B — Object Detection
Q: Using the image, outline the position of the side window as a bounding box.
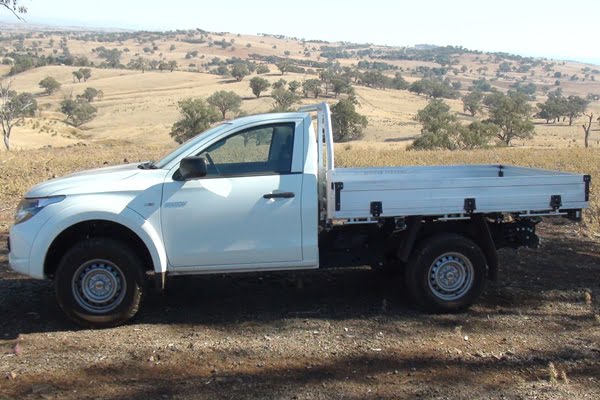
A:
[198,123,295,177]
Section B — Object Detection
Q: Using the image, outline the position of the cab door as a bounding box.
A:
[160,120,305,270]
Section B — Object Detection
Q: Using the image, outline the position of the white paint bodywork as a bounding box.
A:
[7,103,589,280]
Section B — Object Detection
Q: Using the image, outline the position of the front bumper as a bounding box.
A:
[8,251,30,276]
[8,223,35,278]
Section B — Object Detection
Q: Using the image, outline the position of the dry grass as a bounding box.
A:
[548,362,571,385]
[548,362,559,383]
[560,370,570,385]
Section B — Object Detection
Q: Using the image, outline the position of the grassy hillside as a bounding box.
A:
[1,28,599,150]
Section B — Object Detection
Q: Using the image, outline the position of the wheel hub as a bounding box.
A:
[72,260,126,314]
[428,253,474,301]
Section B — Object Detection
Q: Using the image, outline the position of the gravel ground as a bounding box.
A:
[0,219,599,400]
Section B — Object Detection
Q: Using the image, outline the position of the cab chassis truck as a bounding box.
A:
[8,103,590,327]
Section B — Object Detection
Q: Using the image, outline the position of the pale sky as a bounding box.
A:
[2,0,599,64]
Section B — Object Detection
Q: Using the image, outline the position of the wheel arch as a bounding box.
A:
[398,216,498,280]
[35,210,167,280]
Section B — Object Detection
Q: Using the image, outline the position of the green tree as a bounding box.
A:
[59,99,77,123]
[462,91,483,116]
[510,81,537,98]
[168,60,178,72]
[361,70,392,90]
[470,79,492,92]
[331,98,368,142]
[249,77,271,98]
[0,81,37,150]
[271,88,300,112]
[99,48,122,68]
[128,57,148,73]
[39,76,61,95]
[319,70,335,95]
[332,78,352,98]
[72,70,83,82]
[536,92,567,123]
[214,65,229,75]
[459,121,498,149]
[9,55,34,75]
[565,95,589,126]
[392,72,409,90]
[302,79,322,98]
[409,79,459,99]
[170,98,221,144]
[80,68,92,81]
[410,123,460,150]
[410,121,496,150]
[60,99,97,127]
[272,79,287,90]
[78,87,103,102]
[416,99,456,133]
[207,90,242,120]
[498,61,512,73]
[288,80,301,93]
[276,60,292,75]
[428,80,459,99]
[411,100,495,150]
[484,91,534,145]
[230,63,250,81]
[256,64,270,74]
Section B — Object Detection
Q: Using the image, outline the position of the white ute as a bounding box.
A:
[9,103,590,327]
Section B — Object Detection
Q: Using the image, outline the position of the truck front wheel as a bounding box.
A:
[55,238,145,328]
[405,234,486,312]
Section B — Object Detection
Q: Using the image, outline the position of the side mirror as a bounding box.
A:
[179,156,208,180]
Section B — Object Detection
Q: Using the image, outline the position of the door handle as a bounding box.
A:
[263,192,295,199]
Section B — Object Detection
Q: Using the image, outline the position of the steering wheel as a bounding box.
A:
[204,153,220,175]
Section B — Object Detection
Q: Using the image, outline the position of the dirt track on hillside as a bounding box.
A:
[0,219,599,400]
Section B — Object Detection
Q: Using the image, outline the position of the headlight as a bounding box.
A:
[14,196,66,225]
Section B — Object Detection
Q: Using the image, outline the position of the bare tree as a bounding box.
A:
[582,112,594,148]
[0,80,37,150]
[1,0,27,20]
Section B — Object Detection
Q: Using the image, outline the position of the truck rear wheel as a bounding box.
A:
[405,234,486,312]
[55,238,145,328]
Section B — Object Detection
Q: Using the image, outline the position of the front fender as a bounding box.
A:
[29,198,167,279]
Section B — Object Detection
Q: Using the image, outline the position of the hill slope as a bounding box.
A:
[1,27,600,150]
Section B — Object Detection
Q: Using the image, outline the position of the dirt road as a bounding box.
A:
[1,220,599,399]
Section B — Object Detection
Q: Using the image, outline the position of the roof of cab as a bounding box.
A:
[224,112,309,128]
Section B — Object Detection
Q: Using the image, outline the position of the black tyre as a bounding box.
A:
[405,233,486,312]
[55,238,145,328]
